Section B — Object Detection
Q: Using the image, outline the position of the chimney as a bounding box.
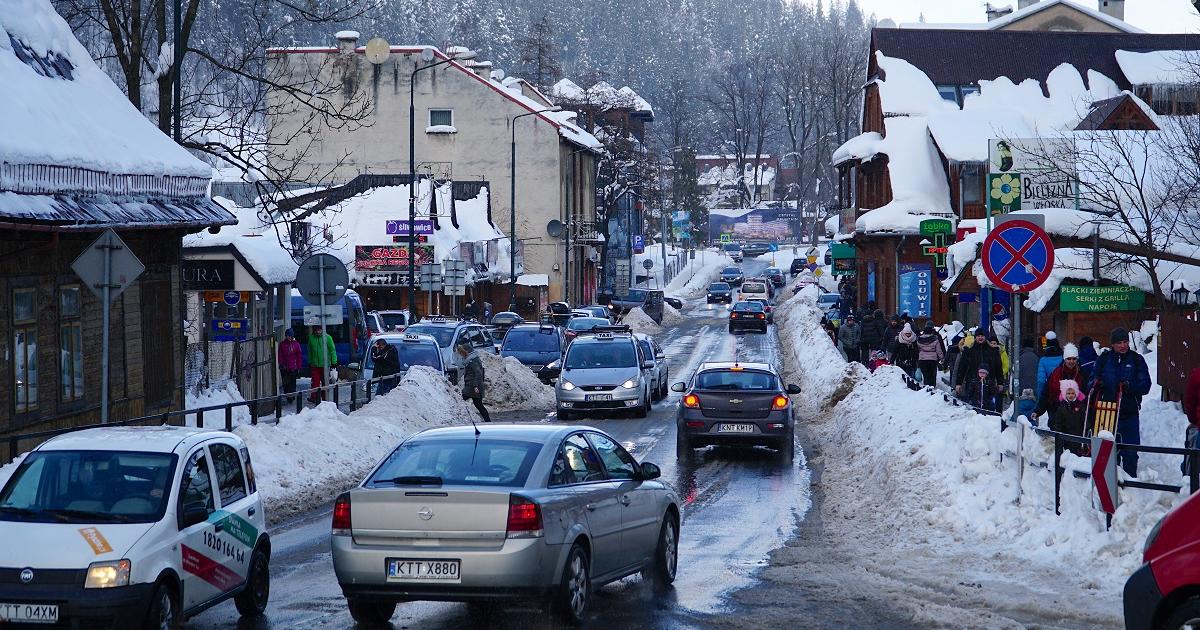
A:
[1099,0,1125,21]
[1017,0,1038,9]
[986,3,1014,21]
[334,30,359,54]
[468,60,493,79]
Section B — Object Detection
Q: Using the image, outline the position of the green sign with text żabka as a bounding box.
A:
[1059,285,1145,312]
[919,219,952,237]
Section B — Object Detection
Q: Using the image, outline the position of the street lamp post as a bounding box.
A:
[510,106,562,311]
[408,47,476,317]
[1078,207,1118,287]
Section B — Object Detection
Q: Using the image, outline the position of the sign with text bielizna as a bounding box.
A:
[354,245,434,272]
[1059,285,1145,312]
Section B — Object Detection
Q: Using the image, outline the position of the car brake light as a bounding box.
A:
[757,313,765,320]
[686,421,705,428]
[332,492,352,535]
[507,495,543,538]
[772,395,789,410]
[683,394,700,408]
[730,313,739,318]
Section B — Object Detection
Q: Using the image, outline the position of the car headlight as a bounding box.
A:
[560,380,576,391]
[85,559,131,588]
[621,379,638,389]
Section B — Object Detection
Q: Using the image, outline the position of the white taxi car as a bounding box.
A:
[0,426,270,628]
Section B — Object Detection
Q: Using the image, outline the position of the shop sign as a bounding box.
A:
[182,260,234,290]
[831,243,856,276]
[203,290,249,303]
[1059,284,1145,312]
[988,173,1022,215]
[898,262,932,318]
[354,245,434,272]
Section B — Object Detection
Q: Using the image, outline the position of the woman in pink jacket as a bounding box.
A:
[278,328,303,399]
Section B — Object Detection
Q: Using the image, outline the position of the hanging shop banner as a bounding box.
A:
[988,173,1022,215]
[1059,284,1145,312]
[831,243,856,276]
[867,262,877,303]
[1021,172,1074,210]
[354,245,434,272]
[898,262,932,318]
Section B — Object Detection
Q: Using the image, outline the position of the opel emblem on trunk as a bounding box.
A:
[417,507,434,521]
[19,569,33,584]
[729,398,743,404]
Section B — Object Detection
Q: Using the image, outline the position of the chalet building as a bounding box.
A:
[0,0,233,457]
[907,0,1139,33]
[833,25,1199,337]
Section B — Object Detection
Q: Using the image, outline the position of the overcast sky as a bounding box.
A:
[817,0,1200,33]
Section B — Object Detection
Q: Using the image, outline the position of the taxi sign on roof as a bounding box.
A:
[595,333,614,339]
[403,333,421,341]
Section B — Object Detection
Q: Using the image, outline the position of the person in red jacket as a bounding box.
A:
[278,328,303,400]
[1184,367,1200,429]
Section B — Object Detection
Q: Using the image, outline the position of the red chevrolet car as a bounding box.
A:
[1124,491,1200,629]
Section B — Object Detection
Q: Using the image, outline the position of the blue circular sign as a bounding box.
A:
[980,220,1054,292]
[223,290,241,306]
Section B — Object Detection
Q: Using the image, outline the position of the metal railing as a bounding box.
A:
[4,371,410,464]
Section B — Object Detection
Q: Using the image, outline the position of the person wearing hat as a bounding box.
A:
[955,328,1001,398]
[456,340,490,421]
[859,310,886,356]
[278,328,303,401]
[306,325,338,403]
[1034,343,1083,421]
[370,338,402,396]
[916,322,945,387]
[969,363,1002,412]
[839,313,862,364]
[1089,327,1152,477]
[1036,331,1063,407]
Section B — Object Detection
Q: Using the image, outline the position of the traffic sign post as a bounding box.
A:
[980,218,1053,408]
[419,263,443,315]
[1091,433,1119,527]
[296,254,349,394]
[442,260,468,314]
[72,229,144,423]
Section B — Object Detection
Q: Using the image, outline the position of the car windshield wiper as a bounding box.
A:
[0,506,42,519]
[387,475,443,486]
[48,509,132,523]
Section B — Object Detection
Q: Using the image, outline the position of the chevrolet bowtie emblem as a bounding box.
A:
[729,398,743,404]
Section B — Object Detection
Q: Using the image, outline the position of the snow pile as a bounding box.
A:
[832,131,883,165]
[1116,49,1199,85]
[0,453,26,490]
[662,251,733,299]
[776,292,1189,604]
[238,366,480,522]
[661,302,685,327]
[854,115,955,234]
[621,307,662,335]
[874,53,958,117]
[184,382,252,428]
[478,352,554,412]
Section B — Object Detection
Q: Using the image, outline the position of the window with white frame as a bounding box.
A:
[13,287,38,413]
[429,109,453,127]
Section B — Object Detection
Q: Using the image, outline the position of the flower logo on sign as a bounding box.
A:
[990,174,1021,205]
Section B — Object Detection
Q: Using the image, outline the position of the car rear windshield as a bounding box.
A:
[565,341,637,368]
[0,450,177,523]
[733,301,764,312]
[365,341,442,371]
[818,294,840,305]
[722,267,740,274]
[723,244,741,251]
[567,317,608,331]
[503,329,560,352]
[742,282,767,292]
[404,325,455,347]
[368,438,543,488]
[709,283,730,290]
[380,312,407,329]
[696,370,779,391]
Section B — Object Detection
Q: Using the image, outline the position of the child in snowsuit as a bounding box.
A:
[1050,379,1087,456]
[964,365,1001,412]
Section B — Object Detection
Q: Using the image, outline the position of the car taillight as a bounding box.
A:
[772,395,789,410]
[683,394,700,408]
[730,313,739,318]
[332,492,352,535]
[686,421,705,428]
[507,495,543,538]
[757,313,766,320]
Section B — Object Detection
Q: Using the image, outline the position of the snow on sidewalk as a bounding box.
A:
[775,288,1187,616]
[479,352,555,412]
[663,251,732,299]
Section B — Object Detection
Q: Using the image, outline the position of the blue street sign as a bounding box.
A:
[980,219,1054,292]
[768,243,778,252]
[211,318,249,341]
[222,290,241,306]
[632,234,645,254]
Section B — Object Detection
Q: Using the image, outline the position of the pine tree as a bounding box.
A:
[513,13,563,91]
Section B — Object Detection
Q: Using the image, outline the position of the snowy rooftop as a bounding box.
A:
[549,78,653,114]
[898,0,1144,33]
[1115,49,1199,85]
[0,0,212,184]
[184,199,300,286]
[698,164,777,188]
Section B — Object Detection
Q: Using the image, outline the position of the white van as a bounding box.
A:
[739,280,770,302]
[0,426,270,628]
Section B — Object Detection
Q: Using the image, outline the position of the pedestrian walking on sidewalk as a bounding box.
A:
[1036,331,1063,402]
[278,328,303,400]
[1017,337,1040,421]
[839,314,862,364]
[307,325,337,403]
[456,341,490,422]
[1051,379,1087,456]
[916,322,945,387]
[1090,327,1152,477]
[892,323,919,379]
[370,338,401,396]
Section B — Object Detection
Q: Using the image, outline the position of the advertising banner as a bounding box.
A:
[1059,284,1145,312]
[898,262,932,318]
[354,245,434,272]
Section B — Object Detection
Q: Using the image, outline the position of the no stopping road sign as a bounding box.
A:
[980,219,1054,292]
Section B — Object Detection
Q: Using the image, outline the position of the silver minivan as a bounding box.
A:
[330,424,680,625]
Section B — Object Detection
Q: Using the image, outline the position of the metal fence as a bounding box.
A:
[4,371,407,465]
[183,335,276,398]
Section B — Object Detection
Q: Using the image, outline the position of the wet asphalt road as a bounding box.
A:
[187,257,814,629]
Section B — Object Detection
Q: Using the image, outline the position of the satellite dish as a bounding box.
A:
[365,38,390,65]
[546,220,564,238]
[420,48,435,63]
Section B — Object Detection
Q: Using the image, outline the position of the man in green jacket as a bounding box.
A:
[307,325,338,403]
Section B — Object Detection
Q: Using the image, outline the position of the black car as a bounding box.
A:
[742,242,771,257]
[719,266,745,286]
[763,267,785,287]
[664,296,683,310]
[673,361,801,460]
[489,311,525,341]
[707,282,733,304]
[500,323,564,379]
[789,257,807,277]
[728,301,768,333]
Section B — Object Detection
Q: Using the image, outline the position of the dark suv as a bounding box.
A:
[707,282,733,304]
[673,362,801,461]
[789,257,807,277]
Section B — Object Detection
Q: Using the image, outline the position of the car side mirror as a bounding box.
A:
[642,361,655,370]
[786,384,801,395]
[671,382,687,392]
[639,462,661,480]
[180,502,209,530]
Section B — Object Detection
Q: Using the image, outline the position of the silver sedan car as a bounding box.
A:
[331,424,680,625]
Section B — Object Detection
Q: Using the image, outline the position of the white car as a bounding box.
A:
[0,426,270,628]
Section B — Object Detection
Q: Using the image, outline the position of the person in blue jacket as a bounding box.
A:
[1036,331,1064,404]
[1090,327,1153,477]
[1077,335,1099,385]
